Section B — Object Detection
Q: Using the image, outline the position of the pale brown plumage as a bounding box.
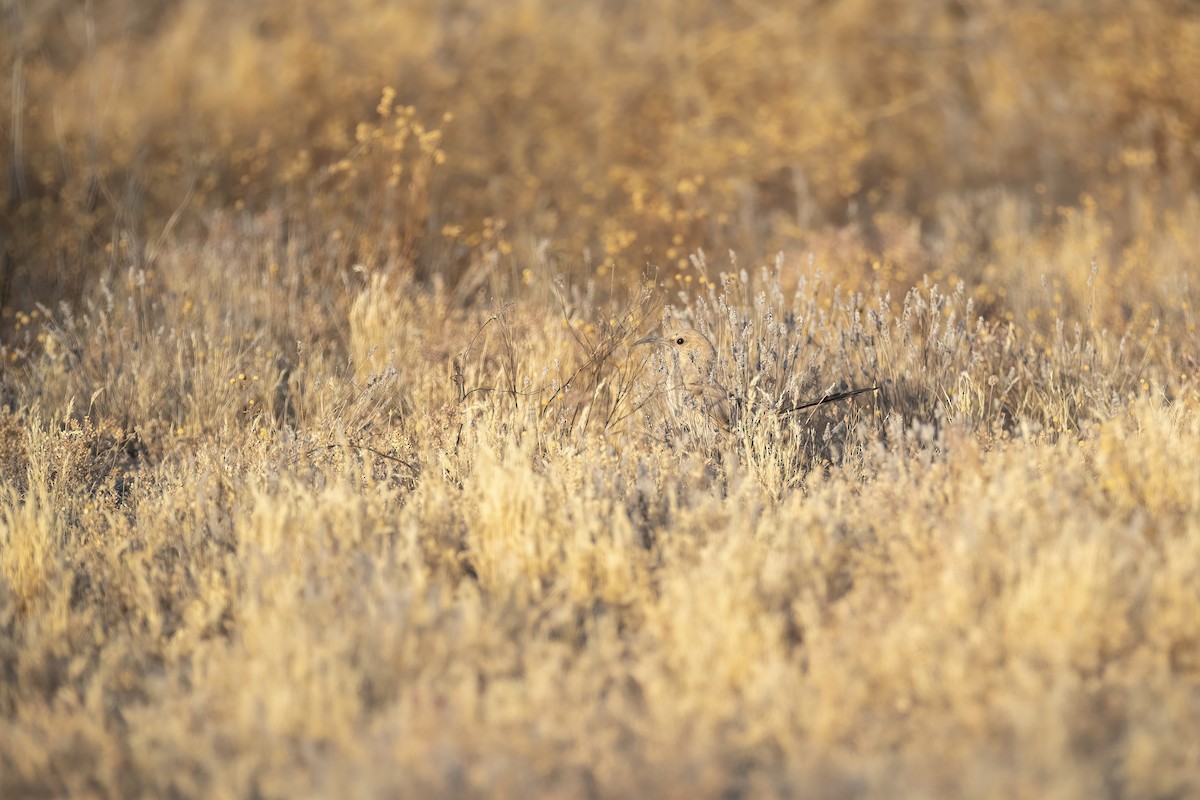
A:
[634,329,733,427]
[634,328,876,430]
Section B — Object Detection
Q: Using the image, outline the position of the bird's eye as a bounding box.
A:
[676,337,685,345]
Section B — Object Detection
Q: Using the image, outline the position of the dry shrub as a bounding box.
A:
[1,1,1199,797]
[1,218,1196,795]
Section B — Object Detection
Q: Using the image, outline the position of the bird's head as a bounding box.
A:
[633,328,716,360]
[633,328,719,379]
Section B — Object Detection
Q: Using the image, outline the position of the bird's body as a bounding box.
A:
[634,328,876,430]
[639,329,733,426]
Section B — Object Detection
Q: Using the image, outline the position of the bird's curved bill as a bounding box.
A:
[632,334,662,347]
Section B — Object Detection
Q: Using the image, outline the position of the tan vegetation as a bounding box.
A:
[1,1,1199,797]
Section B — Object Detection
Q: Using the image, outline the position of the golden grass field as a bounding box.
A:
[2,1,1199,797]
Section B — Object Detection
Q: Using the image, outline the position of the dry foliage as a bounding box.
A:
[1,1,1200,798]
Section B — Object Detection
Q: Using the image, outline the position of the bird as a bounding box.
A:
[633,328,876,430]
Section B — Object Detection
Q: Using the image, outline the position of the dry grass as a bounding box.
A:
[2,1,1200,798]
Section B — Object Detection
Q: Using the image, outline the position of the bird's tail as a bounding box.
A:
[780,386,878,415]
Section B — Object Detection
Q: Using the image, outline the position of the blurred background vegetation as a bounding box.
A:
[2,0,1199,317]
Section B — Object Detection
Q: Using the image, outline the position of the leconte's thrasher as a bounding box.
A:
[634,328,876,430]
